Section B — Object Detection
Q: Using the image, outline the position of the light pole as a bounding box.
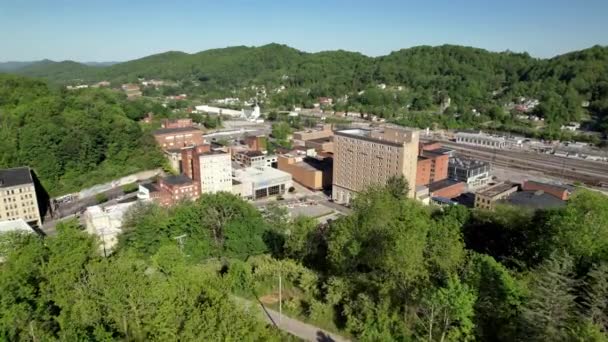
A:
[279,267,282,325]
[173,234,187,253]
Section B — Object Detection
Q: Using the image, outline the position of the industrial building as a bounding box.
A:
[332,127,419,204]
[456,132,508,149]
[474,182,518,210]
[448,157,492,190]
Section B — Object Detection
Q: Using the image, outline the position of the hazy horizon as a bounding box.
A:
[2,42,607,65]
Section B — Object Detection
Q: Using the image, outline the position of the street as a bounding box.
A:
[236,297,350,342]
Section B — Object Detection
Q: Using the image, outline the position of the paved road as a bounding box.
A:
[237,297,350,342]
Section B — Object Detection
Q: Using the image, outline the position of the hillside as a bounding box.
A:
[5,43,608,133]
[0,74,165,195]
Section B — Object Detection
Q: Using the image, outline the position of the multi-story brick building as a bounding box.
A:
[277,154,333,190]
[521,180,573,200]
[157,175,200,206]
[0,167,43,228]
[293,124,333,146]
[161,118,193,129]
[244,135,266,152]
[153,127,204,149]
[416,151,449,186]
[332,127,419,204]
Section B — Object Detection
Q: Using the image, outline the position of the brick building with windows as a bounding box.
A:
[332,127,419,204]
[153,127,204,149]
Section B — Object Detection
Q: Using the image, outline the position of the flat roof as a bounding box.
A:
[234,167,292,184]
[162,174,193,186]
[0,167,33,188]
[335,128,404,147]
[524,180,574,192]
[428,147,454,155]
[504,191,566,210]
[201,150,228,155]
[240,150,264,157]
[0,219,34,234]
[307,137,332,144]
[429,179,462,192]
[141,183,159,192]
[478,182,517,197]
[449,157,490,170]
[153,126,201,135]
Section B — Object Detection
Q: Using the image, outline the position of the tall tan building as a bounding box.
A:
[0,167,43,228]
[332,127,419,204]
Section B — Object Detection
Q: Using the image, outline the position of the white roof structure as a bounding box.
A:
[84,202,137,256]
[0,219,34,234]
[233,167,292,187]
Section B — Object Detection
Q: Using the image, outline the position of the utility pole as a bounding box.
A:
[279,268,282,325]
[173,234,187,253]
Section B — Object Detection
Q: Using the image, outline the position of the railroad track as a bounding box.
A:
[440,142,608,185]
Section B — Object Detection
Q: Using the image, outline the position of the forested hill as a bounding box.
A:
[5,43,608,132]
[0,74,165,195]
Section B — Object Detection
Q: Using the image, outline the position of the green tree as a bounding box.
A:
[386,174,410,200]
[417,277,477,342]
[521,253,578,341]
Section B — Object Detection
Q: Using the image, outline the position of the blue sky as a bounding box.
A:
[1,0,607,62]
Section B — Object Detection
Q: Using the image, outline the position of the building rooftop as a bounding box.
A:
[200,150,228,157]
[308,137,333,144]
[141,183,159,192]
[449,157,490,170]
[234,166,292,185]
[162,174,193,186]
[504,190,566,210]
[240,150,264,157]
[429,179,462,192]
[336,128,371,138]
[428,147,455,155]
[0,167,34,188]
[153,126,200,135]
[524,180,575,193]
[0,219,34,234]
[335,127,417,146]
[478,182,517,197]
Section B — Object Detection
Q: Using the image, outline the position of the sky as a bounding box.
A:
[1,0,607,62]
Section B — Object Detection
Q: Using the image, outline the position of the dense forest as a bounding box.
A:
[0,74,165,195]
[5,44,608,135]
[1,182,608,340]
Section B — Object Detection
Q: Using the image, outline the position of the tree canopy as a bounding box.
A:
[0,74,165,195]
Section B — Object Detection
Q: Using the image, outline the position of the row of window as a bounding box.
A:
[0,210,37,219]
[2,193,34,203]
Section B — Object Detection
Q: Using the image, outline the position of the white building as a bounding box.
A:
[0,219,35,235]
[84,202,137,256]
[456,132,508,149]
[232,167,292,200]
[199,152,233,194]
[194,104,261,121]
[234,151,277,168]
[561,122,581,131]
